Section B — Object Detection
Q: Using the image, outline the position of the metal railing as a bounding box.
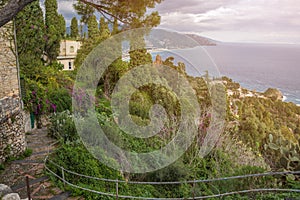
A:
[44,144,300,199]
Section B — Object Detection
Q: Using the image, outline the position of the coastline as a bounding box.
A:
[282,95,287,102]
[226,77,300,105]
[224,77,300,107]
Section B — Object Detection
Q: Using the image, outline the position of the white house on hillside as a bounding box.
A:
[57,40,81,70]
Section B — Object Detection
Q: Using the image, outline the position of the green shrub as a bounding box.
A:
[48,111,78,142]
[47,87,72,112]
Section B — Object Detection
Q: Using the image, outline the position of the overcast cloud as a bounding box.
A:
[53,0,300,44]
[155,0,300,43]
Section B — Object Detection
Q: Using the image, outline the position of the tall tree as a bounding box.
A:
[0,0,162,28]
[73,2,94,24]
[87,14,99,39]
[74,15,96,68]
[70,17,79,39]
[44,0,63,62]
[74,0,162,29]
[99,17,110,39]
[58,14,66,38]
[74,0,162,70]
[15,0,45,78]
[111,17,119,35]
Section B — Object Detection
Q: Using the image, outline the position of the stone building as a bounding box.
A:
[57,39,81,70]
[0,22,26,163]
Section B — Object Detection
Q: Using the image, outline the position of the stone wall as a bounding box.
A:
[0,22,26,164]
[0,111,26,163]
[0,23,19,98]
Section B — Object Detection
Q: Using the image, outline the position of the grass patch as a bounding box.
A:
[6,148,33,162]
[0,163,5,173]
[25,132,33,135]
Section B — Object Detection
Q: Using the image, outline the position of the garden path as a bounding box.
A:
[0,127,80,199]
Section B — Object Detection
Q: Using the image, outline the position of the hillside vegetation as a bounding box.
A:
[46,57,300,199]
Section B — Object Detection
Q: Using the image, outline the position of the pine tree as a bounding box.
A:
[74,0,162,70]
[15,0,45,78]
[70,17,79,39]
[74,0,161,29]
[44,0,63,62]
[73,2,95,24]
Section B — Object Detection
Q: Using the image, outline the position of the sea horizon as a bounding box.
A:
[204,42,300,105]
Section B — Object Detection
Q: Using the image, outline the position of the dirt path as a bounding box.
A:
[0,127,78,199]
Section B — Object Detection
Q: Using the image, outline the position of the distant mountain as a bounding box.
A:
[185,34,217,46]
[66,26,217,47]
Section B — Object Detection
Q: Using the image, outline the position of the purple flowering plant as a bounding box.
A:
[25,86,57,116]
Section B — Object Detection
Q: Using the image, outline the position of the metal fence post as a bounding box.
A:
[26,176,31,200]
[116,179,119,200]
[193,179,196,200]
[61,167,65,187]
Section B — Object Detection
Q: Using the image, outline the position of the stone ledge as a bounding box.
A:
[0,184,12,197]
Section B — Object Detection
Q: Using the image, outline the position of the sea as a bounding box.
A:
[150,43,300,105]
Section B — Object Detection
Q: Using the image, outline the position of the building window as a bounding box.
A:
[69,62,72,70]
[70,46,75,53]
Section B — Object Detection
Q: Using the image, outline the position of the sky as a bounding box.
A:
[49,0,300,44]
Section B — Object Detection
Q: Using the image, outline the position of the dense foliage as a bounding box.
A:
[14,0,73,127]
[45,0,65,62]
[14,0,300,199]
[74,0,161,28]
[15,0,45,79]
[224,77,300,172]
[74,15,111,68]
[47,59,300,199]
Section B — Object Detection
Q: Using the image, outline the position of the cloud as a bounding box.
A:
[40,0,300,43]
[154,0,300,43]
[40,0,79,26]
[57,0,78,25]
[155,0,238,15]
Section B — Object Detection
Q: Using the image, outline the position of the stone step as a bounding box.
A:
[27,143,54,148]
[27,141,53,145]
[11,160,43,164]
[11,176,49,191]
[26,146,55,153]
[31,150,53,156]
[49,191,72,200]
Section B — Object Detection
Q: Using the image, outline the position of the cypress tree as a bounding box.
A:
[111,17,119,35]
[45,0,58,29]
[44,0,63,62]
[70,17,79,39]
[99,17,110,40]
[87,14,99,40]
[58,14,66,38]
[15,0,45,77]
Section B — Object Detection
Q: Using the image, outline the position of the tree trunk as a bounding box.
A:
[0,0,35,27]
